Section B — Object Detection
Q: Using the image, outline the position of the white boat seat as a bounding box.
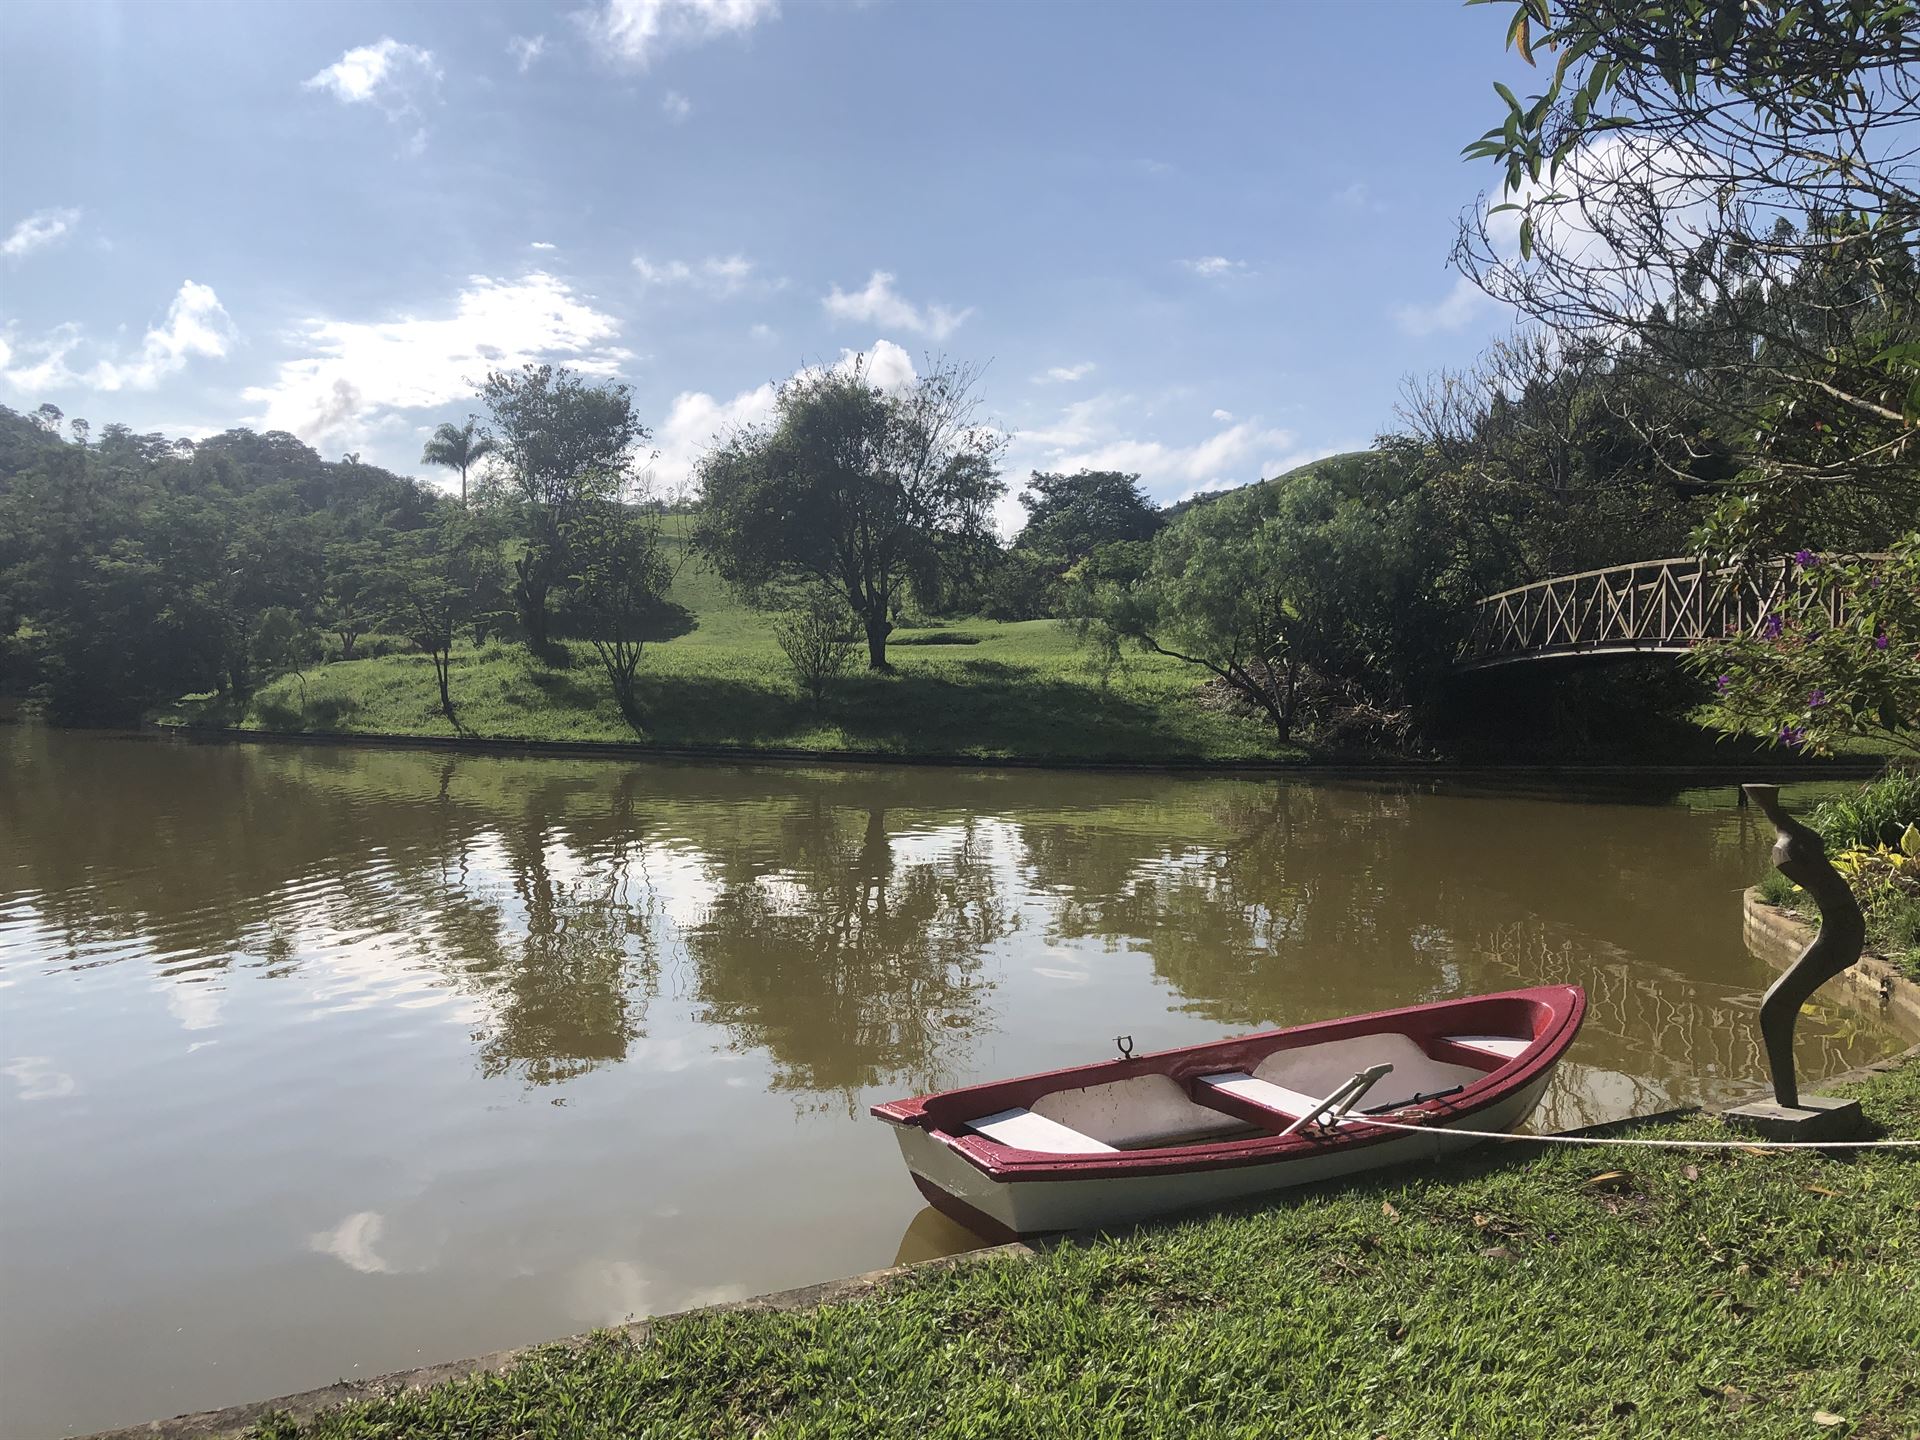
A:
[1446,1035,1530,1060]
[966,1107,1118,1155]
[1195,1072,1360,1125]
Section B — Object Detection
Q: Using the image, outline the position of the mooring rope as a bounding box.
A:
[1355,1114,1920,1151]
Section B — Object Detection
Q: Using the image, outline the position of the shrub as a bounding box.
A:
[774,590,858,706]
[1812,767,1920,850]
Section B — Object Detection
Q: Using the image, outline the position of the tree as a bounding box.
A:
[1014,470,1163,563]
[479,366,648,655]
[1460,0,1920,545]
[695,356,1005,670]
[774,587,859,705]
[380,514,503,727]
[420,416,498,507]
[565,501,674,733]
[318,538,385,660]
[1075,455,1447,745]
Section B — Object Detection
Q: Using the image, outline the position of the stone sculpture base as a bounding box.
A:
[1722,1094,1865,1143]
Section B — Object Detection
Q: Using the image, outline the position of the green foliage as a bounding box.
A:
[1811,766,1920,850]
[478,365,649,654]
[1691,538,1919,755]
[1014,469,1162,564]
[251,1059,1920,1439]
[378,512,506,727]
[565,502,675,733]
[694,356,1005,670]
[419,416,498,506]
[774,587,860,706]
[1075,454,1449,745]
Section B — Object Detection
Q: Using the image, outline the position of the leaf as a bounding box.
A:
[1584,1170,1633,1191]
[1682,1164,1701,1181]
[1804,1185,1843,1198]
[1901,822,1920,858]
[1812,1410,1846,1427]
[1381,1200,1399,1218]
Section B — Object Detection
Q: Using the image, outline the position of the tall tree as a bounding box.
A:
[695,356,1005,670]
[1013,469,1163,563]
[478,366,648,655]
[420,416,498,507]
[565,500,676,733]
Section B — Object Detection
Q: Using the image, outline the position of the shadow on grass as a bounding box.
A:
[824,665,1207,759]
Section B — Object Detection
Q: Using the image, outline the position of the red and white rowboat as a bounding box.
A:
[873,985,1586,1240]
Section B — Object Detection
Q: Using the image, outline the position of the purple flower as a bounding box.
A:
[1794,549,1818,568]
[1715,673,1733,692]
[1874,632,1891,651]
[1807,687,1827,708]
[1761,613,1784,639]
[1779,724,1806,748]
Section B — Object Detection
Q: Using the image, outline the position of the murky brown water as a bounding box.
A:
[0,727,1905,1438]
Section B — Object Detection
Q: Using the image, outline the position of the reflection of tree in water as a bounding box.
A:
[1020,785,1463,1024]
[681,800,1007,1099]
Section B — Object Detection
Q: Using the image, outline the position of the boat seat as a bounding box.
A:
[1195,1072,1362,1125]
[966,1107,1118,1155]
[1446,1035,1530,1060]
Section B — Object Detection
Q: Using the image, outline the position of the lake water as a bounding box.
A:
[0,727,1905,1438]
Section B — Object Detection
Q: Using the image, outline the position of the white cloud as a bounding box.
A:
[240,271,629,450]
[304,38,441,131]
[1006,391,1309,507]
[648,339,916,492]
[508,34,547,72]
[634,252,757,296]
[1181,255,1252,279]
[748,322,776,342]
[662,89,692,123]
[577,0,779,69]
[1035,361,1095,384]
[0,280,235,394]
[1331,181,1385,213]
[1211,408,1233,421]
[530,240,557,251]
[1392,275,1497,338]
[822,271,971,340]
[3,207,81,260]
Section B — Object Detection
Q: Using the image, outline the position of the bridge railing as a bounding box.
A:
[1457,555,1860,669]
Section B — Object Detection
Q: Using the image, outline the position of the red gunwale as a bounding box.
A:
[872,986,1585,1183]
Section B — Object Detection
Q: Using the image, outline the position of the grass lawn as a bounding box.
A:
[253,1059,1920,1439]
[182,534,1297,764]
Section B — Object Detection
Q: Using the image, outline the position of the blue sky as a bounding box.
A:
[0,0,1529,528]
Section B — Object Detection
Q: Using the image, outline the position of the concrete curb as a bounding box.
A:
[73,1242,1034,1440]
[1742,887,1920,1044]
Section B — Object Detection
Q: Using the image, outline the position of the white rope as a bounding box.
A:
[1355,1114,1920,1151]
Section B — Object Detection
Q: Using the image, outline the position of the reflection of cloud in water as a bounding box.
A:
[636,841,719,932]
[164,977,225,1033]
[3,1055,79,1100]
[570,1258,747,1327]
[309,1210,394,1275]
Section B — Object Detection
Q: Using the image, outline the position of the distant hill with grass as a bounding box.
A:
[1157,450,1375,522]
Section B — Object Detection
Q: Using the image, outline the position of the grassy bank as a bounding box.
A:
[253,1061,1920,1440]
[180,539,1297,764]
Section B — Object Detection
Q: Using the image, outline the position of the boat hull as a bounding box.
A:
[893,1070,1553,1240]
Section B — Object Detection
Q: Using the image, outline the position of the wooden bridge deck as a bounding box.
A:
[1457,556,1856,671]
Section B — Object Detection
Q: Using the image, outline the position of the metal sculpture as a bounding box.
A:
[1743,783,1866,1109]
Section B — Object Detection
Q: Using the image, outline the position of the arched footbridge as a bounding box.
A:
[1457,555,1868,671]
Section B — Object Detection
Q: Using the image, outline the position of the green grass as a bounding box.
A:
[179,535,1299,764]
[255,1060,1920,1439]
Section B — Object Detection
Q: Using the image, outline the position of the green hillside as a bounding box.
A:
[213,521,1298,763]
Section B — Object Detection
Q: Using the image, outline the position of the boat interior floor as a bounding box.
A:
[965,1031,1513,1156]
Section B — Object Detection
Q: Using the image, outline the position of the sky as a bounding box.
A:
[0,0,1533,530]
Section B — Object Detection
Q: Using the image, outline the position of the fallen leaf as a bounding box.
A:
[1472,1212,1491,1228]
[1585,1170,1634,1191]
[1682,1164,1700,1181]
[1478,1245,1518,1262]
[1812,1409,1845,1427]
[1381,1200,1399,1218]
[1804,1185,1843,1198]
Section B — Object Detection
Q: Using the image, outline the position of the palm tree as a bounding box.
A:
[421,417,498,506]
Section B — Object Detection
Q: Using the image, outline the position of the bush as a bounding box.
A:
[1813,767,1920,850]
[774,590,858,705]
